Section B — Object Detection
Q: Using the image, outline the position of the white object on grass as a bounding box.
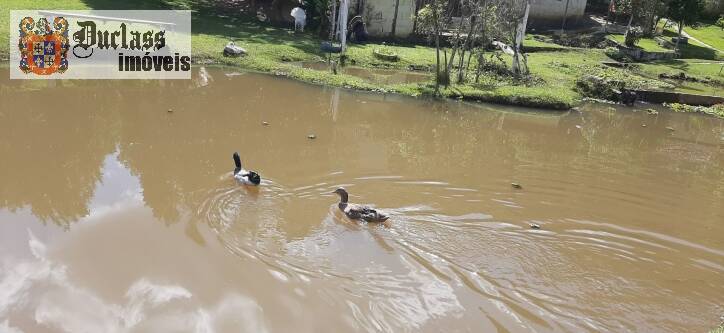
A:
[291,7,306,32]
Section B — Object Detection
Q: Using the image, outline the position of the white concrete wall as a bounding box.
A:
[529,0,587,24]
[354,0,587,37]
[354,0,416,37]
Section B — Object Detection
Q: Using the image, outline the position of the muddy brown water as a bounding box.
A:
[0,67,722,333]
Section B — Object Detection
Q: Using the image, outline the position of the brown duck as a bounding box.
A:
[333,188,389,222]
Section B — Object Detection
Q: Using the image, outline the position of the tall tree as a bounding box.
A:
[415,1,449,94]
[667,0,704,53]
[495,0,528,75]
[472,0,501,82]
[391,0,401,37]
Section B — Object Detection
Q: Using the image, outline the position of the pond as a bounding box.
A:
[0,67,722,332]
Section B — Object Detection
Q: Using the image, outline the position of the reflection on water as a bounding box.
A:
[1,230,266,332]
[1,67,723,332]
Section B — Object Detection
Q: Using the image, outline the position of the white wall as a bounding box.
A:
[529,0,587,23]
[355,0,588,37]
[356,0,416,37]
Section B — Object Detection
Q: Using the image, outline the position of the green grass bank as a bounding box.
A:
[2,0,722,110]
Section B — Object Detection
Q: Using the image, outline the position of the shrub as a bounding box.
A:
[624,27,642,47]
[575,75,626,101]
[551,32,608,48]
[665,103,724,118]
[604,47,632,62]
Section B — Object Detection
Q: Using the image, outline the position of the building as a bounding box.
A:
[350,0,417,38]
[350,0,588,38]
[528,0,587,26]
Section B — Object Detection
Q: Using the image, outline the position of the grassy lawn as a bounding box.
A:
[0,0,583,108]
[608,34,670,52]
[1,0,721,109]
[684,23,724,51]
[523,34,568,50]
[0,0,88,57]
[635,59,723,96]
[659,23,724,60]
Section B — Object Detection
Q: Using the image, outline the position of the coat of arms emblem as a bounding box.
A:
[18,17,69,75]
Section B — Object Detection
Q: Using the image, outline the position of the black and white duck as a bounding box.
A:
[333,187,389,222]
[232,152,261,186]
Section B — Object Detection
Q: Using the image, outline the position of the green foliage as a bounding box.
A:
[375,44,395,56]
[614,0,634,14]
[665,102,724,118]
[574,62,674,101]
[624,27,643,47]
[575,75,625,101]
[667,0,705,25]
[414,4,442,35]
[442,85,576,109]
[304,0,329,29]
[604,47,636,62]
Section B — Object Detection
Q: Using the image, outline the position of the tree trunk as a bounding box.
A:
[475,2,489,83]
[465,50,474,75]
[445,16,465,80]
[391,0,400,37]
[412,0,421,33]
[643,5,655,36]
[626,11,634,32]
[457,16,477,83]
[560,0,571,34]
[475,51,484,83]
[512,26,522,75]
[443,48,449,87]
[330,0,337,40]
[653,16,661,34]
[434,15,441,94]
[604,0,612,33]
[675,19,684,55]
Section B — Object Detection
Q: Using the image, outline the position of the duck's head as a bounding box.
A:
[333,187,349,203]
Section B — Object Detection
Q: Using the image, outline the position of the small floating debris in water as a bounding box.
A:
[575,125,582,129]
[529,223,541,230]
[511,183,522,189]
[642,124,647,127]
[646,109,658,115]
[307,134,317,139]
[666,127,675,131]
[167,108,173,113]
[262,121,269,126]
